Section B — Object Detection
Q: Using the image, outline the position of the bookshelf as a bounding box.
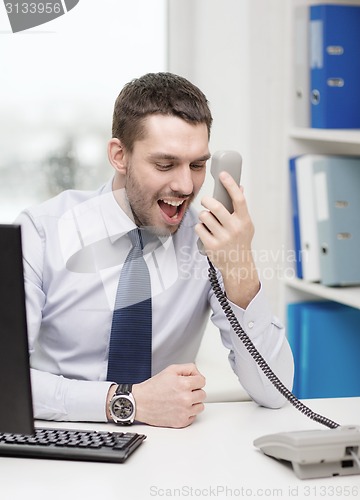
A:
[283,0,360,314]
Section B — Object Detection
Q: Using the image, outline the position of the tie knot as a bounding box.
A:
[128,228,143,250]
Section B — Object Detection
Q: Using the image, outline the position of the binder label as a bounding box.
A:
[314,172,329,221]
[310,20,323,69]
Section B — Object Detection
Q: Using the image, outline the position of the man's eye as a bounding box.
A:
[190,163,206,170]
[156,163,173,170]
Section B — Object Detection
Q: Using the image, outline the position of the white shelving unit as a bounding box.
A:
[283,0,360,314]
[285,278,360,309]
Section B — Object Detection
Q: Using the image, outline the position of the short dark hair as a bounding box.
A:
[111,72,213,151]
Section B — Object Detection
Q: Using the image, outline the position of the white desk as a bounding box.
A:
[1,397,359,500]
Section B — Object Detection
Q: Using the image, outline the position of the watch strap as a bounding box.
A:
[116,383,133,396]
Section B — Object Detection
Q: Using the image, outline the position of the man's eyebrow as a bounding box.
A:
[148,153,211,162]
[192,154,211,162]
[148,153,178,161]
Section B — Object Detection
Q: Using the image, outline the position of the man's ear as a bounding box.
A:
[107,138,128,174]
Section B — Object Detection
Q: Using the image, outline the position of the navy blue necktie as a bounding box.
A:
[107,228,152,384]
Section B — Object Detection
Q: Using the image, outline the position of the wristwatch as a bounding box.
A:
[109,384,136,425]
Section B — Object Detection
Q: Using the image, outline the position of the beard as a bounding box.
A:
[124,163,194,238]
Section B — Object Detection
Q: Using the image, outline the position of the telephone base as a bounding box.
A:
[254,425,360,479]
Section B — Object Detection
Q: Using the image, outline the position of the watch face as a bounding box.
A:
[112,396,134,420]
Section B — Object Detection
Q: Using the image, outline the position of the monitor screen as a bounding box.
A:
[0,224,34,435]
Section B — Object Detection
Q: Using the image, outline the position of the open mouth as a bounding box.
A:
[157,198,187,224]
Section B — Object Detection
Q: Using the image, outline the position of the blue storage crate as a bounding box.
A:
[287,301,360,399]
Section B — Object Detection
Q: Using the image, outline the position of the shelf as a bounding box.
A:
[284,277,360,309]
[289,127,360,145]
[284,1,360,312]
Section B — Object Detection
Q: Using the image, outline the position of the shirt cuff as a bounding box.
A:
[65,379,114,422]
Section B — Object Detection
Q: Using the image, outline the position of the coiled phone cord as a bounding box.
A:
[207,258,340,430]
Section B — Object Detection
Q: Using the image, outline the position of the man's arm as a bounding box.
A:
[209,284,294,409]
[195,171,294,407]
[18,211,114,422]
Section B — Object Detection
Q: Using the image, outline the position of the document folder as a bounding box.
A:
[295,155,321,282]
[310,4,360,128]
[313,156,360,286]
[289,157,303,279]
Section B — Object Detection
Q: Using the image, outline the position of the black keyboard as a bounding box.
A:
[0,427,146,463]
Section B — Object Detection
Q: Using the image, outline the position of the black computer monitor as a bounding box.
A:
[0,224,34,435]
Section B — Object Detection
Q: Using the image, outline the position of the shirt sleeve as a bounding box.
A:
[209,279,295,409]
[30,369,114,422]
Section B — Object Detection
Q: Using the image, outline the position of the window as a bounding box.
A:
[0,0,167,221]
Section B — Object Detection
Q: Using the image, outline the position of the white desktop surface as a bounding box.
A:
[1,397,359,500]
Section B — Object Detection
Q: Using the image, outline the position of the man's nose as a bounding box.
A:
[169,166,194,195]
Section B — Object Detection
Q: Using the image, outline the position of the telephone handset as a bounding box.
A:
[203,151,340,431]
[210,150,242,213]
[197,151,242,256]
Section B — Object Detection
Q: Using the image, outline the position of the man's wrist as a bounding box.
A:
[222,261,260,309]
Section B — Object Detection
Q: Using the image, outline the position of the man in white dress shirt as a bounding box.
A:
[17,72,294,428]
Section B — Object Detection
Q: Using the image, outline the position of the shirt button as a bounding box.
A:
[248,321,254,329]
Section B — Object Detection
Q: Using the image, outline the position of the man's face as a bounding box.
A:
[123,115,210,236]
